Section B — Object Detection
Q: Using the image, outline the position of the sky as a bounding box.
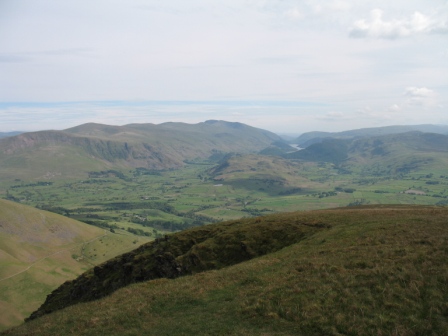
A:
[0,0,447,134]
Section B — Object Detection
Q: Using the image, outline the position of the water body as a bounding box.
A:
[287,144,304,153]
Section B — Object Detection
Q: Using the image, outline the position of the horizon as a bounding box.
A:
[1,118,447,138]
[1,1,447,133]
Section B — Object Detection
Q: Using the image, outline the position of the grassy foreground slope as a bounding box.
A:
[0,199,150,331]
[4,205,448,335]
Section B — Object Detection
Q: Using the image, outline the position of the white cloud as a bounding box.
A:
[405,87,435,98]
[350,9,448,39]
[404,86,437,106]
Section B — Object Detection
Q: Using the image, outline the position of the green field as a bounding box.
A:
[1,126,448,239]
[1,156,447,239]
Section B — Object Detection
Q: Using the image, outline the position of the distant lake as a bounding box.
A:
[289,144,304,152]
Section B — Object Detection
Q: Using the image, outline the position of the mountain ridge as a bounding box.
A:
[286,131,448,165]
[294,124,448,147]
[0,121,281,181]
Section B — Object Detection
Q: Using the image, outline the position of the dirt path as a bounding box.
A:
[0,230,108,283]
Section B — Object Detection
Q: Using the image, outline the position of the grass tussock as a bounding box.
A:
[3,205,448,335]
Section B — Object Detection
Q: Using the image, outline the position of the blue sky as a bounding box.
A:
[0,0,447,134]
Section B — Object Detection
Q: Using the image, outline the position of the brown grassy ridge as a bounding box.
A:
[3,205,448,335]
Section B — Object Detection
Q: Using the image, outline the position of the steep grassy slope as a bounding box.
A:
[344,132,448,176]
[0,121,281,181]
[0,131,137,181]
[0,199,150,331]
[3,205,447,335]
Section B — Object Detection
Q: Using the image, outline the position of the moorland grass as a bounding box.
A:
[0,199,151,331]
[3,205,448,335]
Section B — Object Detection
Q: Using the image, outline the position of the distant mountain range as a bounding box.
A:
[287,131,448,161]
[208,130,448,191]
[293,124,448,147]
[2,121,448,182]
[0,132,22,139]
[0,120,281,181]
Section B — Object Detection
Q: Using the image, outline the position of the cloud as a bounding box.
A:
[405,87,435,98]
[349,9,448,39]
[404,86,437,106]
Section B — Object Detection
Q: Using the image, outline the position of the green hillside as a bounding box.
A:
[211,132,448,208]
[285,132,448,172]
[294,124,448,147]
[0,121,281,181]
[342,132,448,176]
[0,199,150,331]
[285,139,349,163]
[258,141,297,156]
[3,205,448,335]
